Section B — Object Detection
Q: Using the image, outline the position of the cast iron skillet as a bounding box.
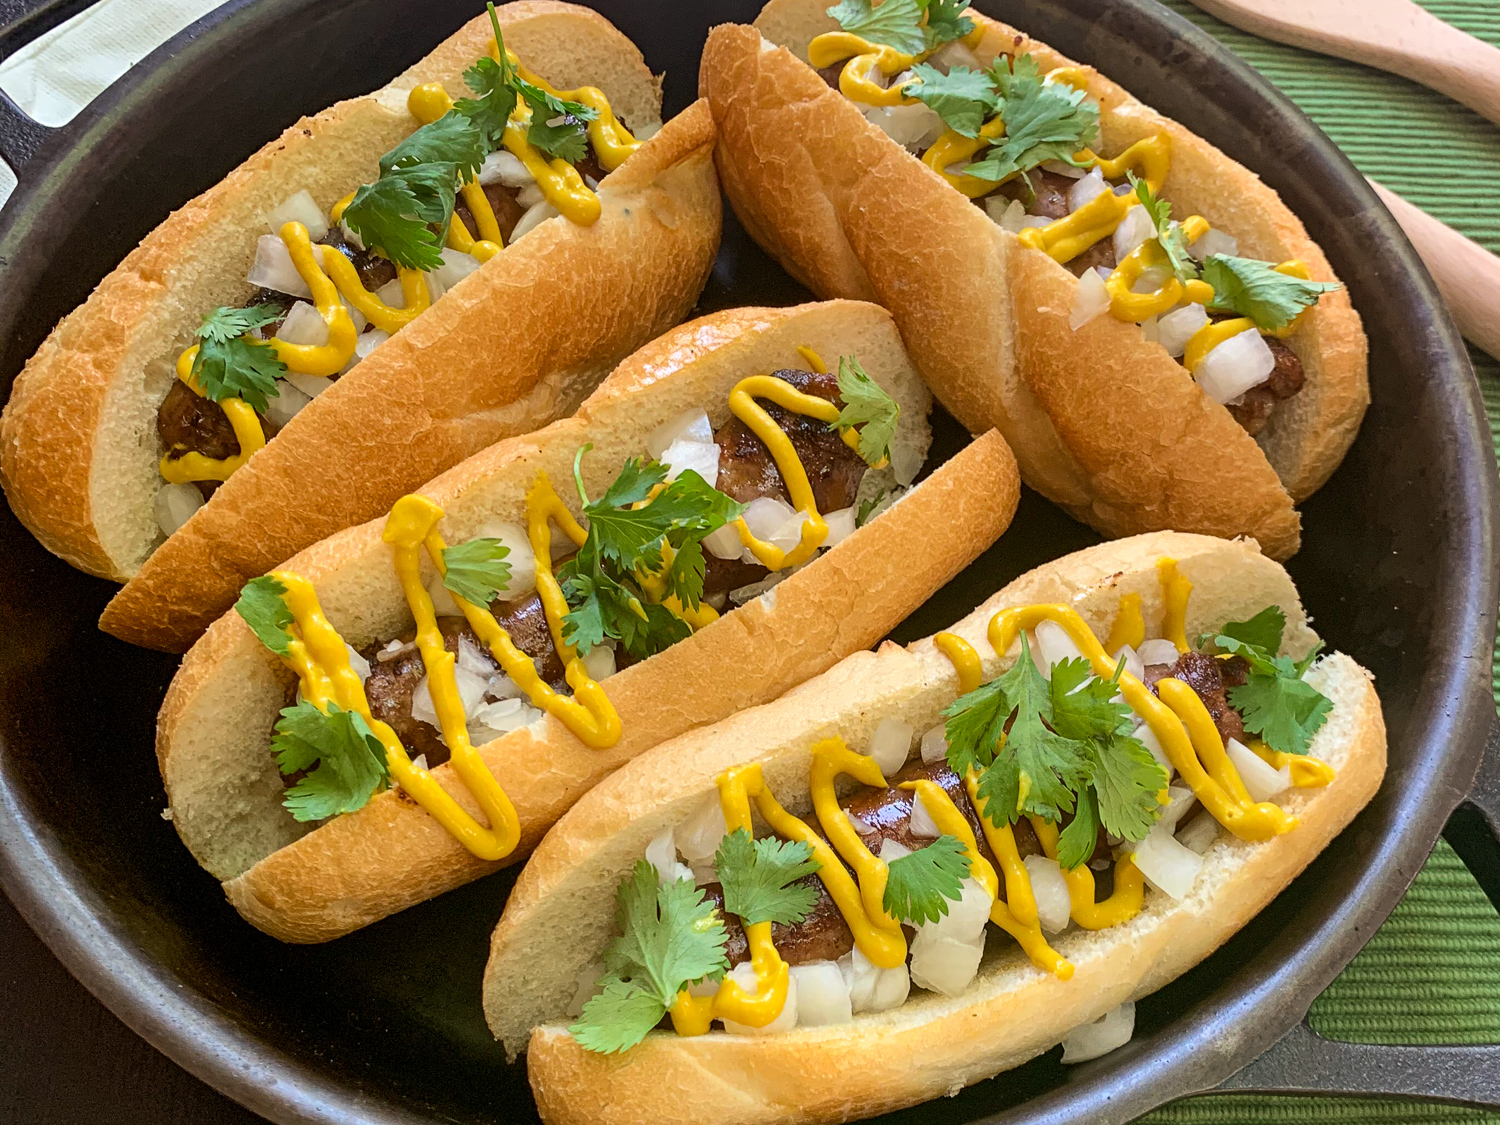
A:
[1,0,1498,1122]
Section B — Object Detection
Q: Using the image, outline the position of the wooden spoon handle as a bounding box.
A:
[1369,179,1500,360]
[1387,14,1500,127]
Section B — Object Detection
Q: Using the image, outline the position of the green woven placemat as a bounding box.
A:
[1135,0,1500,1121]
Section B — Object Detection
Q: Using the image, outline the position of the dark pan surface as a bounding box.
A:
[0,1,1494,1124]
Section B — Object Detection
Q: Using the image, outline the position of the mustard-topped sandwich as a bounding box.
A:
[484,532,1385,1125]
[157,300,1021,942]
[701,0,1369,560]
[1,2,722,652]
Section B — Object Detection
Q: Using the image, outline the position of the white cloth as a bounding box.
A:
[0,0,224,205]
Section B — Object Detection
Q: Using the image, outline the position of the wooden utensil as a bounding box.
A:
[1189,0,1500,126]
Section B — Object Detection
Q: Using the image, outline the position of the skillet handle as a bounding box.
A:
[0,0,112,173]
[1443,707,1500,911]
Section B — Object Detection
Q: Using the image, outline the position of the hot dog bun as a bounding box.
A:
[157,299,1021,942]
[485,532,1386,1125]
[699,0,1370,560]
[1,1,722,652]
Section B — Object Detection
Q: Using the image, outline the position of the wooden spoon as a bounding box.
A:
[1188,0,1500,126]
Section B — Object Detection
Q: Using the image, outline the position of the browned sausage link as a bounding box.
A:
[454,182,526,245]
[1143,650,1250,746]
[156,380,284,501]
[1227,336,1305,436]
[704,878,857,969]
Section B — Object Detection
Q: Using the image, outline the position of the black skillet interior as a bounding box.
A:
[0,1,1494,1124]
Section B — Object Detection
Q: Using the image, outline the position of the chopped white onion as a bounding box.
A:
[846,808,871,836]
[1225,737,1292,802]
[1025,855,1073,933]
[1176,812,1220,855]
[564,961,605,1018]
[485,672,523,701]
[1134,720,1172,778]
[907,788,941,838]
[340,219,364,250]
[426,573,461,617]
[867,718,914,776]
[1061,1001,1135,1063]
[429,247,481,295]
[645,828,694,885]
[1189,227,1239,260]
[791,961,853,1027]
[740,496,805,557]
[470,696,544,742]
[920,725,948,765]
[838,946,910,1013]
[729,566,796,606]
[1035,619,1086,670]
[1132,818,1205,900]
[1132,265,1173,294]
[878,837,911,863]
[660,438,719,486]
[1070,265,1110,330]
[1068,167,1109,212]
[890,440,923,488]
[909,935,984,997]
[1156,303,1209,359]
[456,636,493,676]
[261,379,313,428]
[581,642,616,682]
[274,301,329,346]
[246,234,319,298]
[1112,643,1145,685]
[1040,159,1087,179]
[154,482,204,537]
[703,522,744,561]
[263,190,328,241]
[516,181,547,209]
[354,328,390,363]
[646,408,714,457]
[343,644,371,682]
[284,371,334,400]
[411,663,489,732]
[722,963,798,1034]
[863,101,946,150]
[1159,785,1198,830]
[375,277,405,309]
[1139,314,1159,344]
[676,792,729,867]
[477,150,532,188]
[929,39,982,71]
[511,200,559,241]
[986,196,1041,234]
[1137,638,1180,667]
[822,506,857,550]
[378,638,416,662]
[1114,204,1157,259]
[1195,328,1275,404]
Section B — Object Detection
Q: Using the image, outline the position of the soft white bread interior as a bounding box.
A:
[700,0,1369,560]
[486,533,1386,1125]
[156,299,1022,942]
[1,2,720,649]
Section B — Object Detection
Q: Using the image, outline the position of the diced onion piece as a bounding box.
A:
[632,120,662,141]
[581,643,616,682]
[284,371,334,399]
[1114,205,1156,259]
[1195,328,1275,404]
[516,181,547,209]
[890,441,923,487]
[929,38,982,71]
[456,636,493,676]
[263,189,329,241]
[867,718,914,776]
[722,963,798,1034]
[863,101,946,150]
[275,300,329,347]
[411,664,489,733]
[511,201,559,241]
[986,196,1028,233]
[565,961,605,1017]
[154,482,204,537]
[1112,643,1144,684]
[1159,785,1197,830]
[261,379,313,428]
[1189,227,1239,260]
[485,673,523,701]
[1134,720,1172,778]
[1070,265,1110,329]
[660,438,720,486]
[340,221,364,250]
[343,644,371,682]
[477,150,532,187]
[839,946,910,1013]
[1225,736,1292,801]
[469,696,544,744]
[646,408,714,457]
[1024,854,1073,933]
[924,876,992,944]
[1136,639,1178,668]
[703,522,743,561]
[472,519,537,598]
[1068,166,1109,212]
[790,961,853,1027]
[1157,303,1209,359]
[909,935,984,997]
[247,234,318,298]
[1132,820,1205,900]
[920,725,948,765]
[1176,813,1220,855]
[907,788,941,838]
[1061,1001,1135,1063]
[740,496,805,558]
[430,247,481,294]
[354,328,390,363]
[375,277,405,309]
[877,837,911,863]
[822,506,857,549]
[426,573,461,617]
[1035,619,1085,670]
[645,828,693,885]
[1139,314,1159,344]
[1132,265,1172,294]
[676,792,729,867]
[1040,159,1087,179]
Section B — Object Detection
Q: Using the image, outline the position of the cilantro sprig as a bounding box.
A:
[271,700,390,822]
[1201,256,1342,332]
[570,860,729,1053]
[715,828,821,926]
[901,63,997,138]
[945,637,1168,868]
[963,54,1099,183]
[882,834,970,924]
[1202,607,1332,757]
[235,574,295,656]
[441,537,513,606]
[1131,175,1197,285]
[831,355,900,467]
[191,305,287,411]
[826,0,974,56]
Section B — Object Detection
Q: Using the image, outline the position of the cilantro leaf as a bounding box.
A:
[902,63,998,138]
[1214,606,1286,655]
[192,305,287,411]
[1201,255,1341,332]
[882,834,970,925]
[517,81,596,164]
[378,110,486,179]
[1131,174,1197,284]
[1048,656,1132,742]
[455,54,519,148]
[943,677,1009,779]
[1088,730,1168,844]
[235,574,294,657]
[441,537,512,605]
[340,163,457,271]
[1056,784,1099,870]
[1230,671,1332,758]
[922,0,975,46]
[271,700,390,822]
[964,54,1099,182]
[825,0,928,56]
[601,859,729,1007]
[715,828,820,926]
[560,564,692,659]
[570,975,668,1054]
[832,355,900,467]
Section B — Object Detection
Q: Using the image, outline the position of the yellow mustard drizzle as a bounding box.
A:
[1251,738,1336,788]
[1016,135,1172,263]
[1180,261,1314,372]
[811,740,909,946]
[1157,558,1193,653]
[1104,215,1215,320]
[1106,593,1145,654]
[921,115,1008,198]
[406,84,505,261]
[158,348,266,485]
[1027,815,1144,929]
[513,62,641,173]
[935,631,982,693]
[796,345,829,374]
[808,24,986,107]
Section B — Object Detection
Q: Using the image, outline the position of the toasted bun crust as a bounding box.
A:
[487,533,1386,1125]
[1,3,720,647]
[156,300,1021,942]
[700,0,1370,558]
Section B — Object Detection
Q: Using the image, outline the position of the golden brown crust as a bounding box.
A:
[156,300,1021,941]
[699,0,1370,557]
